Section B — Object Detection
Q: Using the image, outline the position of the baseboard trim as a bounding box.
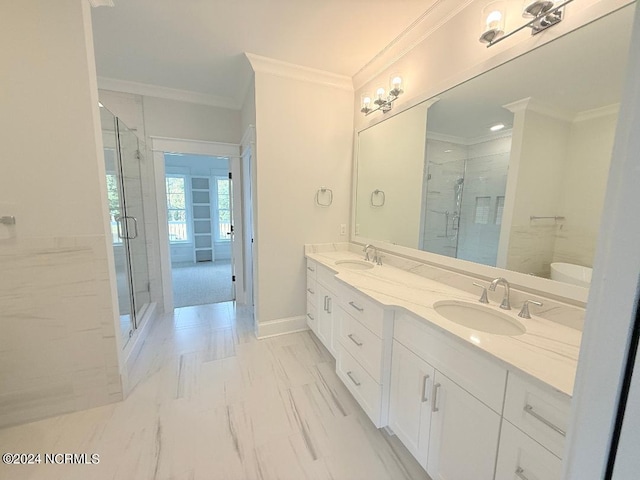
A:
[256,315,309,339]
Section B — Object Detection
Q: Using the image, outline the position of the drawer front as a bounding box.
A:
[495,420,562,480]
[338,307,383,382]
[394,312,507,414]
[306,301,317,334]
[306,278,317,306]
[306,259,317,282]
[336,346,382,427]
[503,373,570,458]
[336,284,385,337]
[316,264,337,291]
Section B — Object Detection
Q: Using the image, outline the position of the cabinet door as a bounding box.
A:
[495,420,562,480]
[427,372,501,480]
[315,284,335,356]
[389,341,434,466]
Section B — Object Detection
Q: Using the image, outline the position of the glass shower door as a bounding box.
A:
[116,119,151,330]
[101,108,134,344]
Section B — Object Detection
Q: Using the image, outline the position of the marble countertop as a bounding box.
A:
[305,250,581,397]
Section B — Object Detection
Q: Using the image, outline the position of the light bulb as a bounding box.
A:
[486,10,503,29]
[360,94,372,113]
[376,87,386,99]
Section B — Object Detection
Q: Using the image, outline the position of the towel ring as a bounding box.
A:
[371,189,386,207]
[316,187,333,207]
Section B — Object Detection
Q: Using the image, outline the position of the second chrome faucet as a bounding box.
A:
[489,277,511,310]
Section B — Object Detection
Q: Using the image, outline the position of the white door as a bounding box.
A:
[229,157,243,302]
[427,372,501,480]
[241,145,254,306]
[389,340,435,466]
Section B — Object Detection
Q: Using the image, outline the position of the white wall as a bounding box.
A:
[0,0,122,427]
[553,109,618,267]
[250,56,354,332]
[144,96,241,143]
[504,108,570,277]
[356,102,429,247]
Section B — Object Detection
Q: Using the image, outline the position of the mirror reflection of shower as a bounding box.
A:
[420,132,511,266]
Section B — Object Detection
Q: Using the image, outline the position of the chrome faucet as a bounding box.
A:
[363,244,374,261]
[489,277,511,310]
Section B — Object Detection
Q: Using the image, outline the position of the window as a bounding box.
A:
[215,176,231,241]
[166,175,189,242]
[106,173,122,244]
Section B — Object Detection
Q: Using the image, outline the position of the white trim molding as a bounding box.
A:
[89,0,114,7]
[150,136,240,158]
[256,315,309,339]
[245,53,353,91]
[98,77,240,110]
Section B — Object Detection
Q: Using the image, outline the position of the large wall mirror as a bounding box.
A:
[354,5,634,291]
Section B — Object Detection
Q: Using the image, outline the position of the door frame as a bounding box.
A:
[151,136,241,313]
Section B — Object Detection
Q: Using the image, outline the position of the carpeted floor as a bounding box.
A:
[171,260,234,307]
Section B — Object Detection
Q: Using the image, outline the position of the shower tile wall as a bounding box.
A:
[422,136,510,266]
[422,139,466,257]
[457,136,511,266]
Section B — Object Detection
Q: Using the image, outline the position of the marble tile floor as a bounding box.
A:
[0,302,430,480]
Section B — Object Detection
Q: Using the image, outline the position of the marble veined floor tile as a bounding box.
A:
[0,301,429,480]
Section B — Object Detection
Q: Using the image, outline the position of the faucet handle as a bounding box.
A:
[375,254,384,266]
[518,300,543,319]
[472,282,489,304]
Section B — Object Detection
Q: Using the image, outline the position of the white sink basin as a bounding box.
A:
[434,300,526,336]
[335,259,374,270]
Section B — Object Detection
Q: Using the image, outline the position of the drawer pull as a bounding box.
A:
[346,371,361,386]
[523,404,566,437]
[347,334,363,347]
[432,383,441,412]
[323,296,328,312]
[326,297,332,314]
[515,467,530,480]
[349,301,364,312]
[307,288,315,294]
[421,375,431,402]
[307,313,314,321]
[307,266,315,272]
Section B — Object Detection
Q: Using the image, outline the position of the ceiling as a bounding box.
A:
[91,0,434,107]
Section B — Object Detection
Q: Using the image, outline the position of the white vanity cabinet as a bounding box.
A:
[305,260,318,334]
[335,283,393,427]
[390,312,505,479]
[494,373,570,480]
[306,259,339,357]
[494,420,562,480]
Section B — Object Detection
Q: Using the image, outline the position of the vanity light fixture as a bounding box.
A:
[480,0,574,47]
[360,74,404,116]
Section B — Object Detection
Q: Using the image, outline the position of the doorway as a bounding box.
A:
[164,153,234,307]
[151,137,250,314]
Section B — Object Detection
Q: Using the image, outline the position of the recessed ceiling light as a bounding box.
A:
[490,123,505,132]
[444,149,453,153]
[98,102,104,108]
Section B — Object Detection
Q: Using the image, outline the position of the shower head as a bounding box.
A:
[455,177,464,185]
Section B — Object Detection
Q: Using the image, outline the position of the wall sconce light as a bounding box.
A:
[480,0,574,47]
[361,74,404,115]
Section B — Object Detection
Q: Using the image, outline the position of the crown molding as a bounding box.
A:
[97,77,241,110]
[245,53,353,92]
[573,103,620,122]
[427,128,512,146]
[88,0,114,7]
[353,0,475,90]
[503,97,575,122]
